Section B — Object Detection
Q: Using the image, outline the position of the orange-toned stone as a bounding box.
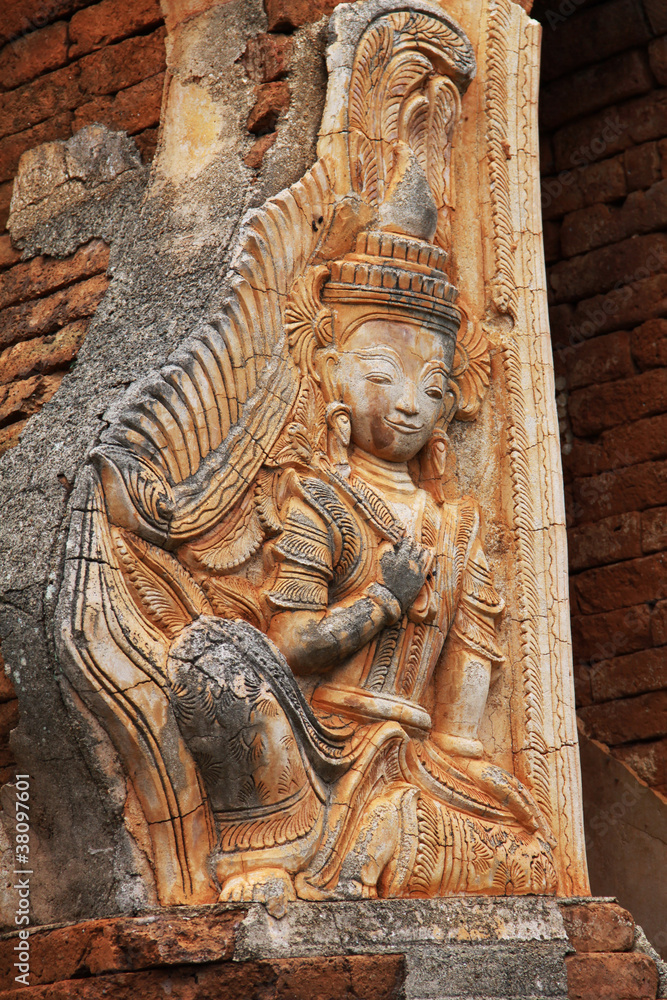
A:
[73,72,165,136]
[134,127,159,163]
[566,952,659,1000]
[560,901,635,953]
[242,33,293,84]
[0,20,68,92]
[0,318,89,385]
[0,234,20,269]
[244,132,277,170]
[0,951,405,999]
[77,27,166,98]
[0,372,65,424]
[0,910,244,989]
[0,275,107,350]
[264,0,354,31]
[0,109,72,184]
[161,0,232,34]
[0,62,83,142]
[0,0,87,49]
[0,240,109,311]
[0,419,25,456]
[0,179,12,230]
[68,0,163,59]
[247,82,290,135]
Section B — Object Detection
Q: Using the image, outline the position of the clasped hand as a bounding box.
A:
[378,536,433,615]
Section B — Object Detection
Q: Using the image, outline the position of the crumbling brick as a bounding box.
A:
[73,72,165,135]
[0,240,109,311]
[264,0,353,31]
[560,901,635,953]
[0,318,90,385]
[247,82,290,135]
[0,274,108,349]
[242,33,293,84]
[0,110,72,184]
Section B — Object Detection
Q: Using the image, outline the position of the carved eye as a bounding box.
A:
[425,384,444,400]
[365,372,393,385]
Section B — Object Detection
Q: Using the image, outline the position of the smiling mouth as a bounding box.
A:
[385,418,424,434]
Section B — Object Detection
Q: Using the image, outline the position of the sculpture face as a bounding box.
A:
[337,319,451,463]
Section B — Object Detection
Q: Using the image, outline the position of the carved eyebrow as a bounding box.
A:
[421,360,449,380]
[351,347,403,371]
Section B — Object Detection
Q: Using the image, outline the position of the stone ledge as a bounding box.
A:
[0,897,571,1000]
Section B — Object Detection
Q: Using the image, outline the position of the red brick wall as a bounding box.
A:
[0,0,166,459]
[535,0,667,796]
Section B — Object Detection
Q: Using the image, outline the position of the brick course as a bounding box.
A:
[538,0,667,791]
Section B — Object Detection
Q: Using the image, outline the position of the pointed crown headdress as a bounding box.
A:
[92,1,489,548]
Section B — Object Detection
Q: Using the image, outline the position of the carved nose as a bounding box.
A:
[396,385,419,414]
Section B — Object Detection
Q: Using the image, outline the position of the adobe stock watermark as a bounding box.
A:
[13,775,32,988]
[561,242,667,357]
[542,0,587,30]
[541,114,627,215]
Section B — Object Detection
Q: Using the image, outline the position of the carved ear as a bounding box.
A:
[316,348,343,404]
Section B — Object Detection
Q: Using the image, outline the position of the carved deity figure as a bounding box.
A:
[57,0,557,911]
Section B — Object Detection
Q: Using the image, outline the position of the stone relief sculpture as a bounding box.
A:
[56,0,562,912]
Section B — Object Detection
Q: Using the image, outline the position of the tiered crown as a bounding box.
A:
[322,230,461,343]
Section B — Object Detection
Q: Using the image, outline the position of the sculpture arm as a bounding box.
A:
[431,535,504,757]
[267,583,401,676]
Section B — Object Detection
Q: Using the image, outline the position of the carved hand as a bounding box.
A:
[378,537,433,615]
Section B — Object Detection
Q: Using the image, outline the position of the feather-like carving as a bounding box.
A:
[183,490,264,574]
[204,576,269,633]
[349,21,394,136]
[112,526,210,640]
[93,158,336,546]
